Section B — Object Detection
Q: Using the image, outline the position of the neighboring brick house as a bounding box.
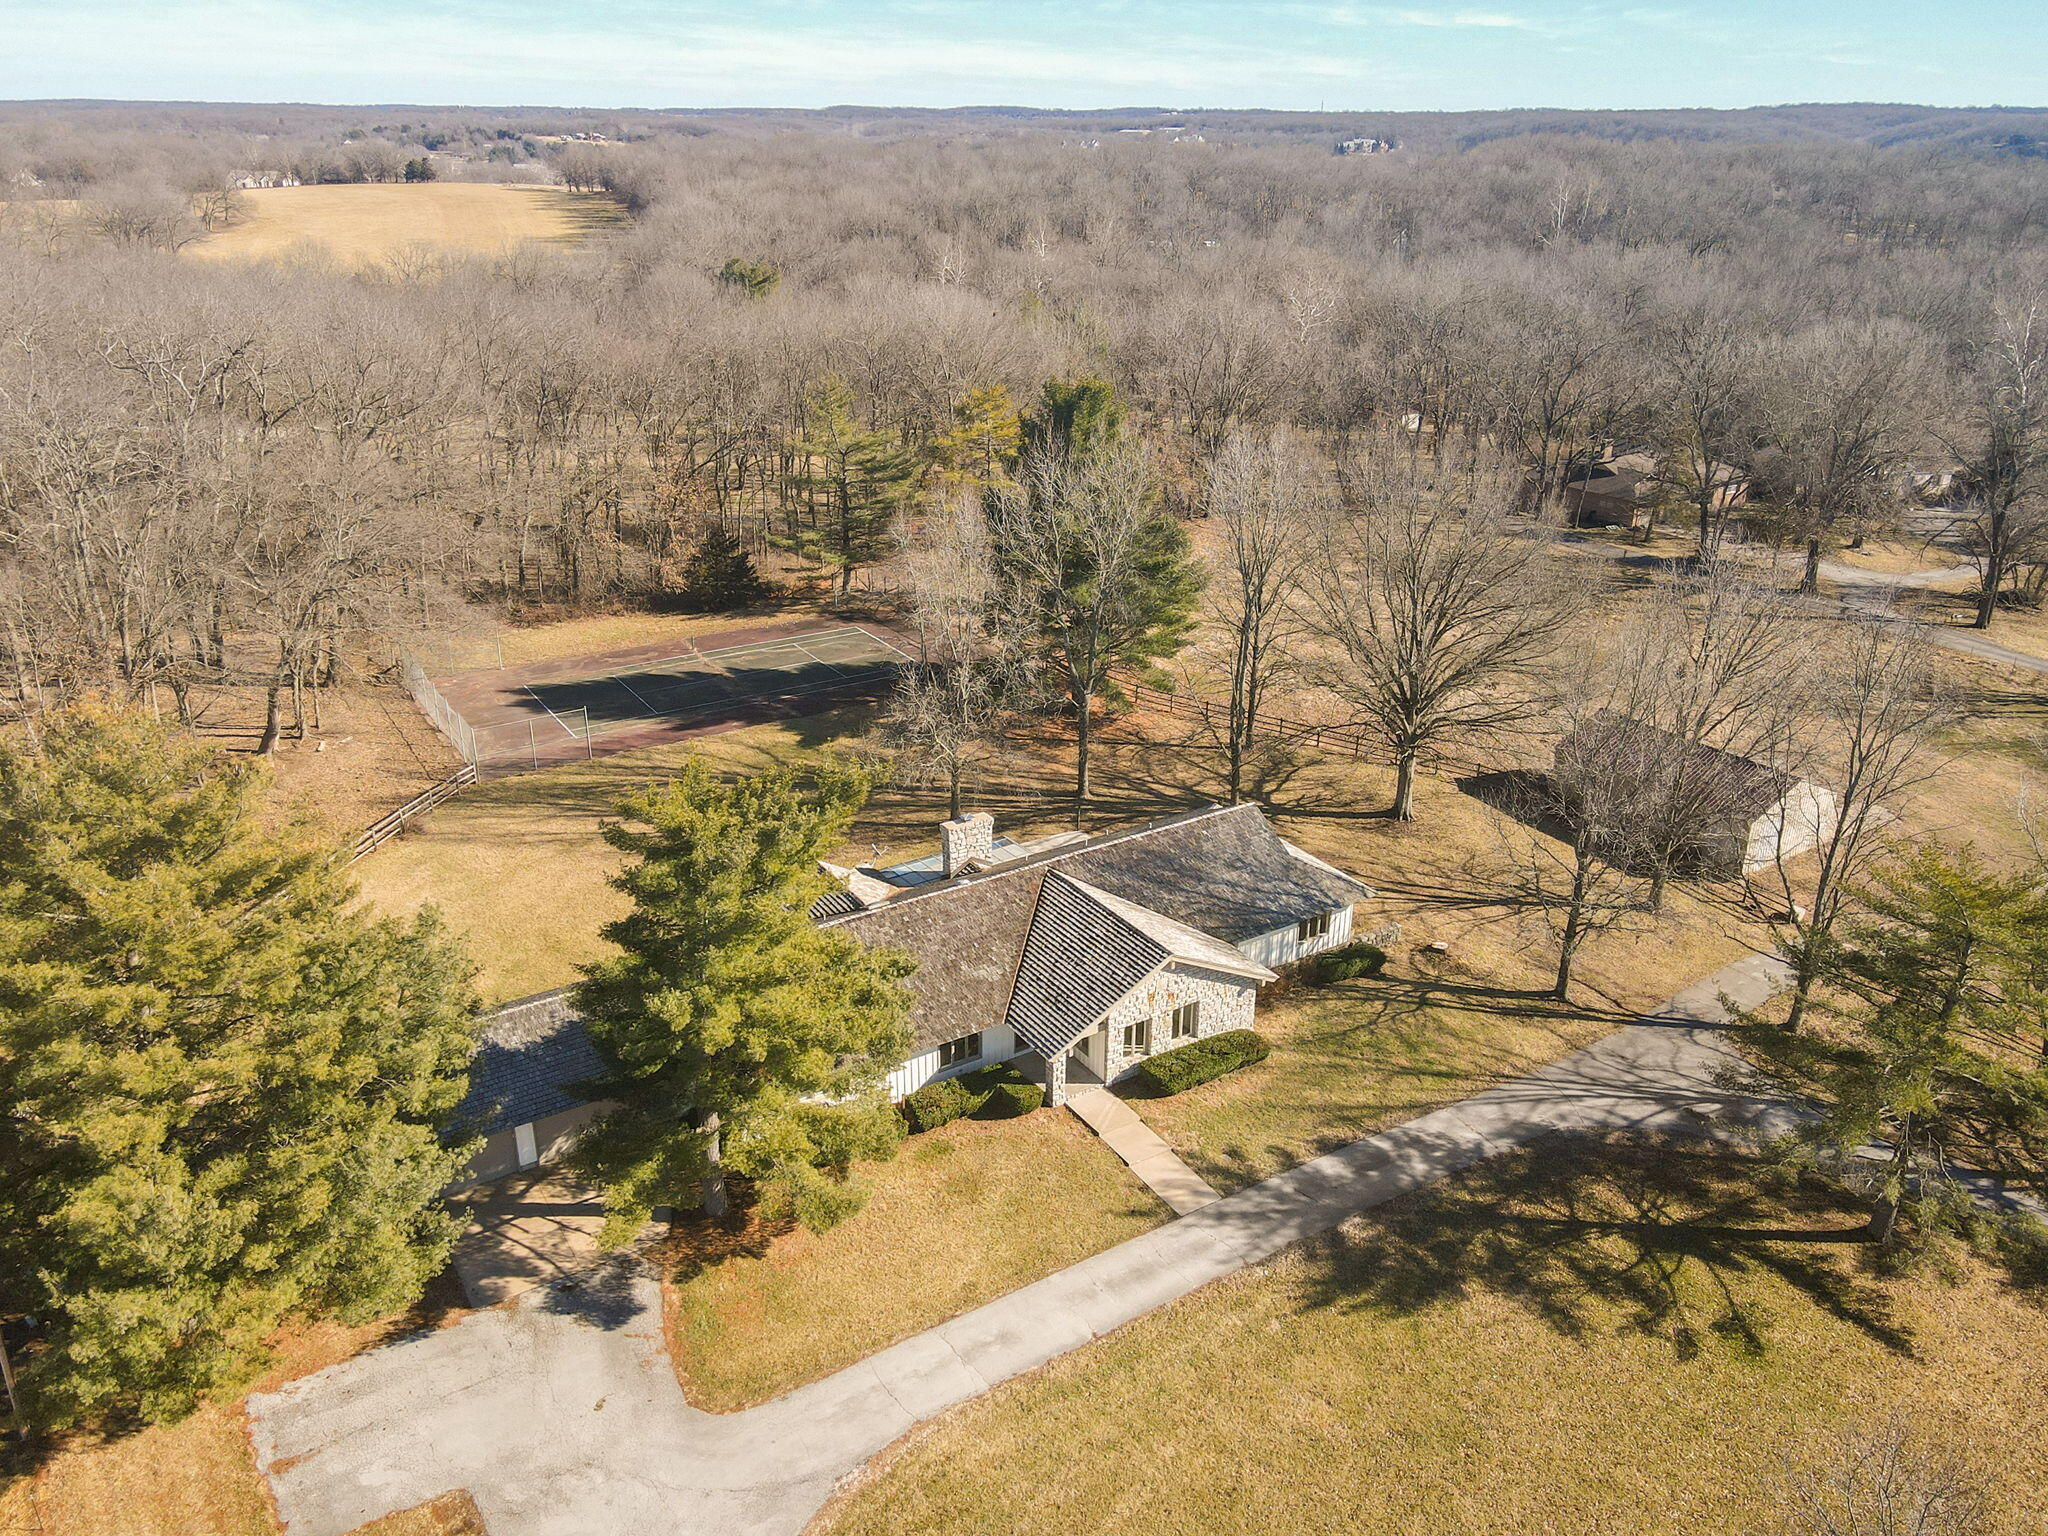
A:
[449,802,1374,1182]
[1562,450,1749,530]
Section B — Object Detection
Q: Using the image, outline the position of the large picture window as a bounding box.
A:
[937,1031,982,1068]
[1296,911,1333,944]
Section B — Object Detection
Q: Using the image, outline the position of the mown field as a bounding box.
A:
[187,183,626,266]
[817,1135,2048,1536]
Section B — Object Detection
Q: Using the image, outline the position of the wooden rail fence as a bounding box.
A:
[351,763,479,861]
[1117,678,1372,761]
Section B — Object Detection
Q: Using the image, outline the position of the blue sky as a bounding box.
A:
[3,0,2043,112]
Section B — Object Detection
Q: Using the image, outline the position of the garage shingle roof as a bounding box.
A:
[453,989,606,1138]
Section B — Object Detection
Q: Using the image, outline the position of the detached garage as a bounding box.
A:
[451,988,611,1189]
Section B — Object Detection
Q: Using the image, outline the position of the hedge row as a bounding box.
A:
[902,1060,1045,1133]
[1310,941,1387,984]
[1132,1028,1270,1097]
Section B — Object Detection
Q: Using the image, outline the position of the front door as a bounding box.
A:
[1069,1027,1103,1082]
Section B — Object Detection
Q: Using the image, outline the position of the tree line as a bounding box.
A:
[4,125,2047,746]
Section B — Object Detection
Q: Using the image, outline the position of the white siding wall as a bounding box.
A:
[1744,782,1840,873]
[885,1020,1016,1100]
[1099,963,1260,1082]
[1237,903,1354,969]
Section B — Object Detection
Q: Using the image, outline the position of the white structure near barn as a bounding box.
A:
[449,803,1374,1180]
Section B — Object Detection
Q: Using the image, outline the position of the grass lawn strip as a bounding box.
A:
[662,1110,1169,1411]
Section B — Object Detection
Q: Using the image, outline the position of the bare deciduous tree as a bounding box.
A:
[1203,429,1319,801]
[1767,620,1954,1031]
[1945,296,2048,630]
[1601,563,1813,908]
[1779,1417,1986,1536]
[1303,445,1581,821]
[879,494,1018,819]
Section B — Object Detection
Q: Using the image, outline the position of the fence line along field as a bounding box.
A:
[187,182,627,265]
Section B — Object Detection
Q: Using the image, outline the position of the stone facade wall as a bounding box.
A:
[1099,962,1259,1083]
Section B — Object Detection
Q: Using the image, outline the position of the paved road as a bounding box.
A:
[250,952,1805,1536]
[1565,531,2048,681]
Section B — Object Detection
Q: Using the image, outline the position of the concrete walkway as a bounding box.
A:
[1066,1088,1222,1214]
[252,951,1800,1536]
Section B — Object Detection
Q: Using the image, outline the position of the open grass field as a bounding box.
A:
[187,183,626,267]
[816,1135,2048,1536]
[664,1111,1166,1410]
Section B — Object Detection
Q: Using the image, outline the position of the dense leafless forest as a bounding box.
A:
[3,100,2046,740]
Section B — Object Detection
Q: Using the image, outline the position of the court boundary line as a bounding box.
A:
[519,684,579,742]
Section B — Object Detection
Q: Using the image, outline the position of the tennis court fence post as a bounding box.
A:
[398,652,477,766]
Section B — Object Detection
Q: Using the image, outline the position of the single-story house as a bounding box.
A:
[1562,451,1749,530]
[448,803,1374,1183]
[815,803,1374,1105]
[1553,713,1839,877]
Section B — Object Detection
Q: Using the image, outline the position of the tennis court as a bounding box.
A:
[412,620,914,775]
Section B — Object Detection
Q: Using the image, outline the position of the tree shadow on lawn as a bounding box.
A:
[1296,1132,1913,1361]
[1162,983,1641,1191]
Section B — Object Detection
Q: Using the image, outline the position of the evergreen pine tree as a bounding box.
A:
[676,523,769,611]
[784,376,917,599]
[1022,376,1127,461]
[716,256,781,299]
[569,760,913,1241]
[931,384,1023,488]
[1747,844,2048,1246]
[991,389,1202,800]
[0,706,479,1429]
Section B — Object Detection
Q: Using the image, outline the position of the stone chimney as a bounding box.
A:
[940,811,996,879]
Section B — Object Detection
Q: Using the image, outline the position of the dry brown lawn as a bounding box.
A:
[664,1111,1166,1410]
[187,184,625,267]
[816,1135,2048,1536]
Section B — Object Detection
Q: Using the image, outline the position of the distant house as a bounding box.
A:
[1553,714,1839,878]
[450,804,1374,1184]
[1562,451,1748,529]
[1335,137,1397,155]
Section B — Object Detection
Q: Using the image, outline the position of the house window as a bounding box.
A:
[937,1032,982,1068]
[1296,911,1333,945]
[1169,1002,1200,1040]
[1122,1016,1152,1057]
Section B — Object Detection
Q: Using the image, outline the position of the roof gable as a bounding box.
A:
[1005,871,1172,1056]
[822,803,1370,1053]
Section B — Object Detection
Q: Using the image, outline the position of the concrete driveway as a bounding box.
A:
[449,1170,611,1309]
[253,953,1808,1536]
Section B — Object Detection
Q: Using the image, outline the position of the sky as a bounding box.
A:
[2,0,2044,113]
